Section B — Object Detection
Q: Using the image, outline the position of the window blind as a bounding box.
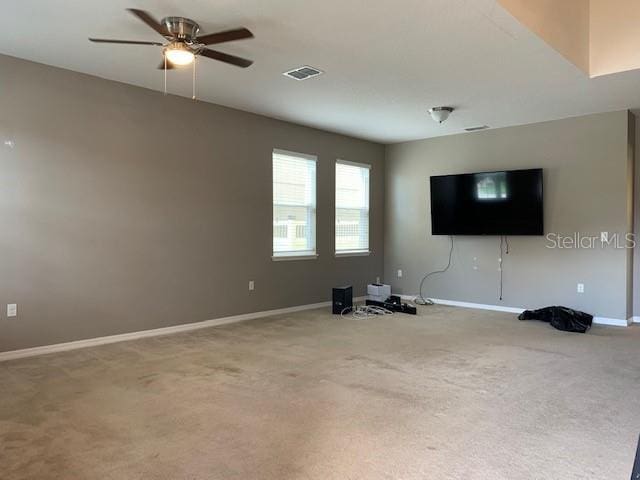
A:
[272,149,317,257]
[335,160,370,253]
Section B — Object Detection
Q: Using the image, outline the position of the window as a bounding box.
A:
[475,172,508,200]
[272,149,317,259]
[335,160,370,255]
[274,225,288,238]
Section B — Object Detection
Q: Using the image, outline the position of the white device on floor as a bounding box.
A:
[367,283,391,301]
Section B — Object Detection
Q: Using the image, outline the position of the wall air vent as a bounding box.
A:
[283,66,323,81]
[465,125,490,132]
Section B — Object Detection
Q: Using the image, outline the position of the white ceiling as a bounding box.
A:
[4,0,640,143]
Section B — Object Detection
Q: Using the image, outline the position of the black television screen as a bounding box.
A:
[430,168,543,235]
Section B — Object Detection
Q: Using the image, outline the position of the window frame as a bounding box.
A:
[271,148,319,261]
[334,159,371,257]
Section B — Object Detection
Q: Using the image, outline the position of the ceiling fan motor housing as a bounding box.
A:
[162,17,200,42]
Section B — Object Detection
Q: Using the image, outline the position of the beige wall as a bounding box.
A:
[385,111,634,321]
[590,0,640,77]
[499,0,640,78]
[498,0,590,74]
[0,54,385,352]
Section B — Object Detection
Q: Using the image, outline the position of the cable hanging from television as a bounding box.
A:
[415,235,454,305]
[499,235,509,300]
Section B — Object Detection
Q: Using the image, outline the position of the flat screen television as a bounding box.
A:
[430,168,543,235]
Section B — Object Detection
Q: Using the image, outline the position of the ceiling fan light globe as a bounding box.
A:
[165,45,195,65]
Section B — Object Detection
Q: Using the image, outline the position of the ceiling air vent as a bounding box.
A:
[465,125,490,132]
[283,66,323,81]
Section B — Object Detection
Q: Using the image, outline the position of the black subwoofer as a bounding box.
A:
[332,286,353,315]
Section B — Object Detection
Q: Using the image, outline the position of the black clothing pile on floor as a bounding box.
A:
[518,306,593,333]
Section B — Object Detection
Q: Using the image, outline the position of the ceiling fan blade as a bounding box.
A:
[198,48,253,68]
[196,28,253,46]
[127,8,172,38]
[89,38,163,46]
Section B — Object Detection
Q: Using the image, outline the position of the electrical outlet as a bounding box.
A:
[397,269,403,278]
[248,280,255,291]
[577,283,585,294]
[7,304,17,317]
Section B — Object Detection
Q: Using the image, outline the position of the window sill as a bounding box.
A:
[272,254,319,262]
[335,250,371,258]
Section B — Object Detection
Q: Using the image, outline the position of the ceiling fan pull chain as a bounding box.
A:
[192,57,196,100]
[164,54,168,95]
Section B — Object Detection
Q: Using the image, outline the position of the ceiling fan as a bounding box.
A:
[89,8,254,69]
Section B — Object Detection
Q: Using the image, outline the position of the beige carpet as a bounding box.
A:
[1,305,639,479]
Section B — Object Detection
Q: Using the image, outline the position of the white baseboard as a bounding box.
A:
[400,295,524,314]
[595,317,631,327]
[430,298,525,314]
[0,297,366,362]
[2,294,629,362]
[401,295,629,327]
[632,316,640,324]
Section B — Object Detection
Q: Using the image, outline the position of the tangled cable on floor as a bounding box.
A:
[341,305,394,318]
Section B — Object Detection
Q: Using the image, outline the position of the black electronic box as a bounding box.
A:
[332,286,353,314]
